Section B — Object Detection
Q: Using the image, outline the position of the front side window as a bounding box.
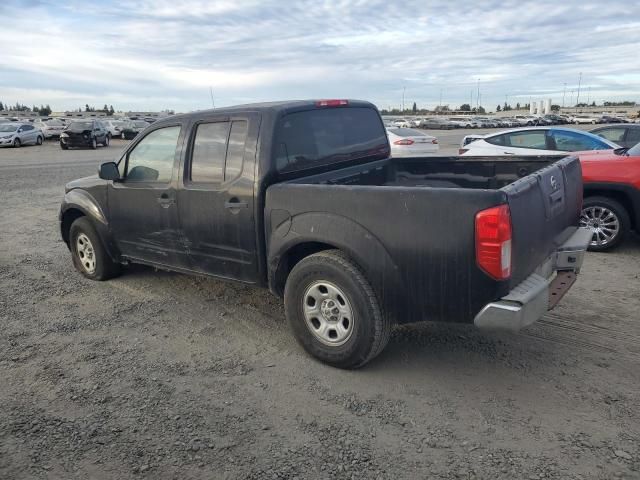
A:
[504,131,547,149]
[551,130,608,151]
[125,126,181,183]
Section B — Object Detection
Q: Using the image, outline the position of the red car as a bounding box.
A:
[578,143,640,251]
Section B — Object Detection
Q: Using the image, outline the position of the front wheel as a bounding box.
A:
[580,196,630,251]
[284,250,391,369]
[69,217,120,280]
[91,138,97,149]
[60,143,68,150]
[36,136,43,145]
[103,135,110,147]
[13,138,21,148]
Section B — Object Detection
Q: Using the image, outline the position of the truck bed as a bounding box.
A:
[266,155,582,325]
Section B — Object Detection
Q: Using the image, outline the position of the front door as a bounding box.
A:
[177,114,259,282]
[108,124,189,269]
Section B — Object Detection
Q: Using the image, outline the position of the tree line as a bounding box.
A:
[0,100,116,116]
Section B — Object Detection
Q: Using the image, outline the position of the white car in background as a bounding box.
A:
[387,127,438,157]
[392,119,412,128]
[103,120,125,138]
[34,119,66,138]
[459,127,618,156]
[571,115,600,124]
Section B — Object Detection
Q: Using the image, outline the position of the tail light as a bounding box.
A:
[432,139,438,144]
[475,204,512,280]
[459,148,469,154]
[315,99,349,107]
[393,139,414,145]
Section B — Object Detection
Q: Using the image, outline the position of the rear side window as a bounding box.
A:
[275,107,389,173]
[191,122,229,183]
[504,131,547,149]
[486,134,506,146]
[189,120,248,183]
[225,121,248,181]
[626,128,640,145]
[595,128,626,143]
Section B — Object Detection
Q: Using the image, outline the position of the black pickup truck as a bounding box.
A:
[60,100,591,368]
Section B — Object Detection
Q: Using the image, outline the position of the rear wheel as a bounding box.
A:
[60,143,68,150]
[580,196,630,251]
[69,217,120,280]
[284,250,391,369]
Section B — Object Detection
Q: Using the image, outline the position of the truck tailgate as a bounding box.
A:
[504,155,583,288]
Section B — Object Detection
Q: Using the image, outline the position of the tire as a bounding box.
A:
[103,135,110,147]
[36,136,43,145]
[60,143,68,150]
[121,132,125,139]
[580,196,630,251]
[284,250,391,369]
[69,217,121,280]
[13,138,21,148]
[91,138,97,149]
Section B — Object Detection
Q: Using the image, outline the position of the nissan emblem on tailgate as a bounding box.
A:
[550,175,558,190]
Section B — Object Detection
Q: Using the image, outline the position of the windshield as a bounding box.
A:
[275,107,389,174]
[133,121,148,127]
[0,124,18,132]
[68,121,93,130]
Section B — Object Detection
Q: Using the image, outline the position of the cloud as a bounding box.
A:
[0,0,639,112]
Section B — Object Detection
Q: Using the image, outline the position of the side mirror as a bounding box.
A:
[99,162,121,181]
[17,128,23,133]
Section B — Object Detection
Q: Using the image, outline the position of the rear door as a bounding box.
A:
[177,113,260,282]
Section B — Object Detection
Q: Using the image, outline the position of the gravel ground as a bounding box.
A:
[1,139,639,479]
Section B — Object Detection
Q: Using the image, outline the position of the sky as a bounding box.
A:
[1,0,639,113]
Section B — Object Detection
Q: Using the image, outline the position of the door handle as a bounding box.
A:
[224,198,248,209]
[503,151,515,155]
[157,193,175,208]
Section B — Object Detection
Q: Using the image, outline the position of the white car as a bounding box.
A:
[387,128,438,157]
[571,115,599,125]
[34,119,66,138]
[103,120,125,137]
[392,119,412,128]
[459,127,618,156]
[448,117,476,128]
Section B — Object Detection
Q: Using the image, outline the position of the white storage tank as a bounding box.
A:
[530,102,536,114]
[544,99,552,114]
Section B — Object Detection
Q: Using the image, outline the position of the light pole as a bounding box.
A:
[402,86,406,113]
[562,83,566,109]
[576,72,582,110]
[476,78,480,110]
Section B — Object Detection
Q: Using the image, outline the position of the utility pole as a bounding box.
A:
[586,86,591,106]
[575,72,582,110]
[476,78,480,110]
[209,87,215,109]
[439,88,443,108]
[402,86,406,113]
[562,83,567,108]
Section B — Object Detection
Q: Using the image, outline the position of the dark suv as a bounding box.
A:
[60,120,110,150]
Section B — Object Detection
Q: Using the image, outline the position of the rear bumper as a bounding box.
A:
[474,227,592,331]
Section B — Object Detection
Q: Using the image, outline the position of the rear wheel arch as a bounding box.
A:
[268,213,405,323]
[583,188,636,230]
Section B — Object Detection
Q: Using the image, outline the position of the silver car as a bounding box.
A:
[0,122,44,147]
